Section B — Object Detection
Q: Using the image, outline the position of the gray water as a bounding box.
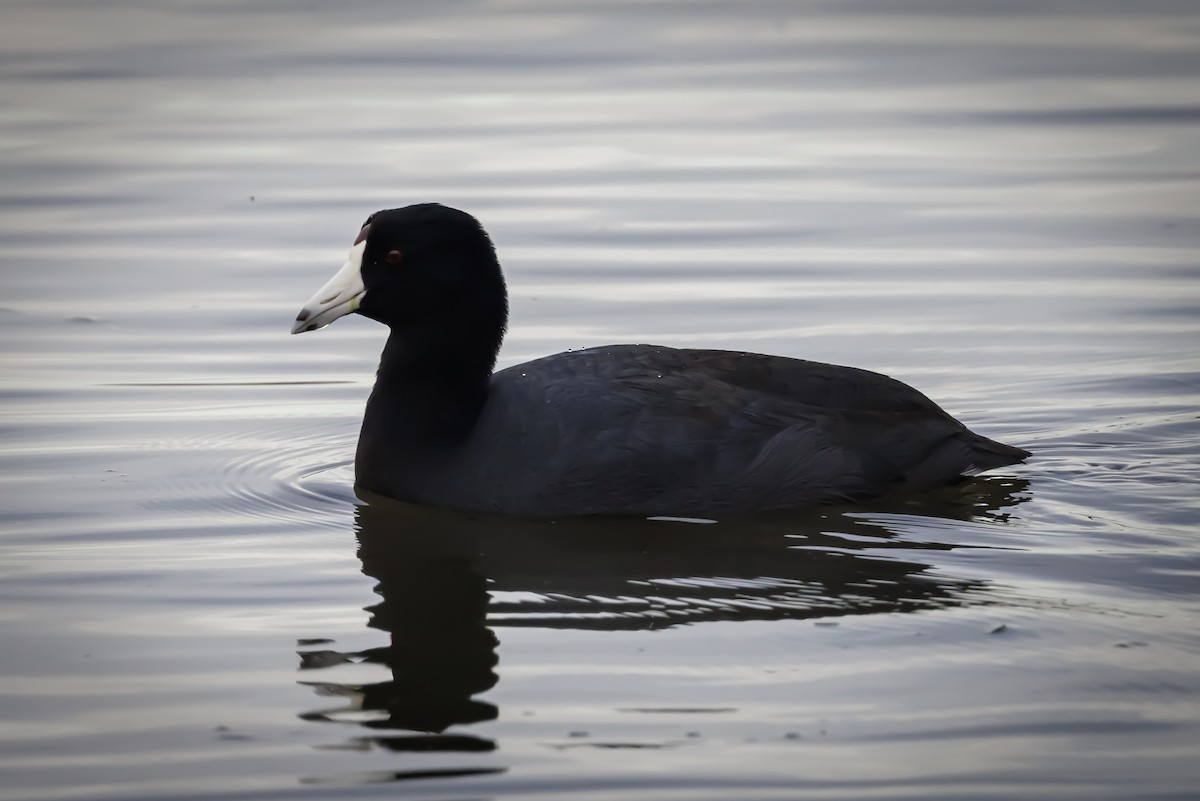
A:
[2,1,1200,799]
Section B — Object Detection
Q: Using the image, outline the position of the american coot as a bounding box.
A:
[293,203,1030,518]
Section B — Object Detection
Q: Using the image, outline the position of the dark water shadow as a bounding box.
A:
[297,476,1028,783]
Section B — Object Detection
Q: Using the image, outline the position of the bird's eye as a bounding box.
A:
[386,250,404,265]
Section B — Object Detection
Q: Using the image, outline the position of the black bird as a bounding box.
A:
[292,203,1029,517]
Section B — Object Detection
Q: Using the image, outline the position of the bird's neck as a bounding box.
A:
[362,327,494,448]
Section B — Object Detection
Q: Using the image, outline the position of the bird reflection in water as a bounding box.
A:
[296,477,1028,781]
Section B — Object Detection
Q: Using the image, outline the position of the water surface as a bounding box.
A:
[2,1,1200,799]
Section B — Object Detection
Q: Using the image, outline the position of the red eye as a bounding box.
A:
[386,249,404,264]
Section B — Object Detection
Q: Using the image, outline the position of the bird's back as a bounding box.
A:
[417,345,1028,517]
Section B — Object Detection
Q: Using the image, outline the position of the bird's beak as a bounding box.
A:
[292,240,367,334]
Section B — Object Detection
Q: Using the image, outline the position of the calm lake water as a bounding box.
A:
[2,1,1200,799]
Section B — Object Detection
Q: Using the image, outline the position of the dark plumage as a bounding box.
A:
[293,203,1030,518]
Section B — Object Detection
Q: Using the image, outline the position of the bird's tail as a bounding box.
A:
[961,433,1031,475]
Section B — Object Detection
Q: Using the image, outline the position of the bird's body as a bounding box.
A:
[357,343,1027,517]
[293,203,1030,518]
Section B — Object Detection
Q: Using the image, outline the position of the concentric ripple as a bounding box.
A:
[135,417,361,534]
